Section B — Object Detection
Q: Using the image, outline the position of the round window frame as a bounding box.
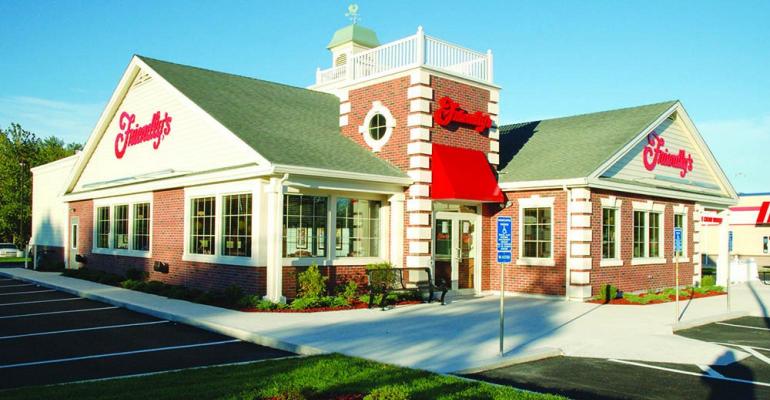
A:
[359,101,396,152]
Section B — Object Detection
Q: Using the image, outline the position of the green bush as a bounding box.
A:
[124,268,148,281]
[222,285,244,306]
[597,284,618,303]
[339,280,359,302]
[290,296,321,310]
[120,279,143,290]
[364,385,411,400]
[366,262,394,270]
[297,264,328,298]
[701,275,716,287]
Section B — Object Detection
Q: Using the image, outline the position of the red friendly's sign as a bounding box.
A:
[114,111,173,159]
[642,132,693,178]
[433,96,492,133]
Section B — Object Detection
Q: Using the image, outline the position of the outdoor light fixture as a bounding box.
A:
[153,261,169,274]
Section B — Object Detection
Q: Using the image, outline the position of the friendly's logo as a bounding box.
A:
[757,202,770,225]
[114,111,173,159]
[642,131,694,178]
[433,96,492,133]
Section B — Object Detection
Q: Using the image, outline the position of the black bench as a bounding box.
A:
[365,267,449,309]
[760,267,770,285]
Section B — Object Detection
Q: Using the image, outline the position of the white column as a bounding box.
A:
[716,209,731,286]
[389,193,405,268]
[264,177,286,303]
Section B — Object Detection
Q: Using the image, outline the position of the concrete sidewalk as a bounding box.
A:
[2,267,768,374]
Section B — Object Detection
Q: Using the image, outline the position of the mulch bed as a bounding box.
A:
[241,300,423,313]
[265,395,364,400]
[589,290,726,305]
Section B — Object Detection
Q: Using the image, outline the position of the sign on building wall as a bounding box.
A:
[642,132,693,178]
[114,111,173,159]
[433,96,492,133]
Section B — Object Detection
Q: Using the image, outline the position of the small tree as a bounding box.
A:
[297,264,327,298]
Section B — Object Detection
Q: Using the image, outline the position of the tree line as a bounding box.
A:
[0,123,82,247]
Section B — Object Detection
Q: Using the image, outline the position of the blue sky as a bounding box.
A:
[1,0,768,192]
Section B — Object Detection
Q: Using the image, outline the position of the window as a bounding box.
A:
[602,208,617,259]
[336,198,380,257]
[633,211,645,258]
[283,195,327,258]
[368,114,387,141]
[96,207,110,248]
[523,207,551,258]
[71,224,78,249]
[113,205,129,250]
[648,213,661,257]
[190,197,215,255]
[133,203,150,251]
[222,194,252,257]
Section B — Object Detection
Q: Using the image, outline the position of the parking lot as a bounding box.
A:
[464,316,770,400]
[0,276,294,390]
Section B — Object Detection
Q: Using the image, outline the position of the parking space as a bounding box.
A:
[0,277,295,390]
[463,317,770,400]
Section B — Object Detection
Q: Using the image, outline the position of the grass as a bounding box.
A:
[0,354,563,400]
[0,257,30,263]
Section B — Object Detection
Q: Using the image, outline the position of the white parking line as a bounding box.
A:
[0,306,118,319]
[0,278,13,281]
[698,365,725,378]
[0,339,241,369]
[0,284,34,288]
[609,359,770,388]
[0,320,169,340]
[0,297,82,307]
[738,345,770,366]
[714,342,770,353]
[715,322,770,331]
[0,289,55,296]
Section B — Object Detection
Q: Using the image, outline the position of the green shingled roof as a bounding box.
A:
[497,101,678,183]
[327,24,380,49]
[139,56,405,179]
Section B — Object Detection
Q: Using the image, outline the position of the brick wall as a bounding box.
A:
[68,189,267,296]
[430,76,492,154]
[590,189,695,294]
[482,190,568,295]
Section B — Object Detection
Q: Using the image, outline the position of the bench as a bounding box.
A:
[365,267,449,309]
[761,267,770,285]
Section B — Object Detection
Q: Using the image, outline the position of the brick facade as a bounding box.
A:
[68,190,267,296]
[589,189,695,294]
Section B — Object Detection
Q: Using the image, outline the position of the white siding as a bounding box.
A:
[31,155,79,247]
[74,70,260,192]
[602,117,725,195]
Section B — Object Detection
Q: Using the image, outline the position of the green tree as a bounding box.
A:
[0,123,82,247]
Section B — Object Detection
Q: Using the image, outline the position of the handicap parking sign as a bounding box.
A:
[497,216,512,263]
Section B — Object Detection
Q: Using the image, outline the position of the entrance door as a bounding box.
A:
[434,212,479,292]
[69,217,79,269]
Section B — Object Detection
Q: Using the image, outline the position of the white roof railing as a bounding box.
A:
[315,27,493,86]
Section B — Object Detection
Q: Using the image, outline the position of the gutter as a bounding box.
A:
[272,163,412,186]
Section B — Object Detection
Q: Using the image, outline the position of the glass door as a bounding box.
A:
[434,212,479,292]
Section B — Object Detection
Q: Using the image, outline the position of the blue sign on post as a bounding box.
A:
[729,231,734,253]
[674,227,683,254]
[497,216,512,263]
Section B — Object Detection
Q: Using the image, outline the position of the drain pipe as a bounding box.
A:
[564,184,571,301]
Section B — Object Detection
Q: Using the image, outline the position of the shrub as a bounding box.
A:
[291,296,321,310]
[120,279,143,290]
[274,388,306,400]
[701,275,716,287]
[125,268,149,281]
[597,284,618,303]
[297,264,328,298]
[366,262,394,270]
[339,280,359,302]
[364,385,411,400]
[223,285,245,306]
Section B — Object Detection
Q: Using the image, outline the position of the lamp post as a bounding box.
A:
[18,160,26,248]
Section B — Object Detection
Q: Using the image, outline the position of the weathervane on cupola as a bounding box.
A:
[345,4,361,24]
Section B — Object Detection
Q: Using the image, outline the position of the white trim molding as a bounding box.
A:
[358,101,397,152]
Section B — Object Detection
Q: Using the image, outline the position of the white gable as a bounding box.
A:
[72,67,260,192]
[601,112,730,197]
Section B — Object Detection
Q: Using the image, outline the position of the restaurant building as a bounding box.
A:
[31,22,738,301]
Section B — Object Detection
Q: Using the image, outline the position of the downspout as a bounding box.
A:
[564,184,571,301]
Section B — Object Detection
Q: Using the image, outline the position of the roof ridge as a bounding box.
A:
[500,100,678,129]
[136,55,336,99]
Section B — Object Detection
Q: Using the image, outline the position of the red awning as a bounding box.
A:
[431,143,504,203]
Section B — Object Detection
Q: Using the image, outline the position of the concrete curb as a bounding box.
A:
[0,269,327,357]
[672,311,749,332]
[451,347,563,375]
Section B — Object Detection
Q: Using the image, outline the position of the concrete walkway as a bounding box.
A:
[2,267,768,374]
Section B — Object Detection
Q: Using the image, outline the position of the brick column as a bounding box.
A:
[405,70,434,271]
[567,188,593,300]
[692,204,704,286]
[338,89,350,128]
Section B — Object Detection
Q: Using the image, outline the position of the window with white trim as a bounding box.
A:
[633,210,664,259]
[601,208,618,259]
[522,207,551,258]
[336,198,381,258]
[190,197,215,255]
[132,203,150,251]
[222,194,252,257]
[283,194,327,258]
[359,101,395,152]
[96,207,110,249]
[113,205,129,250]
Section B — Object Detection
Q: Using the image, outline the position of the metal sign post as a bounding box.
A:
[496,216,512,357]
[674,227,682,322]
[727,230,733,311]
